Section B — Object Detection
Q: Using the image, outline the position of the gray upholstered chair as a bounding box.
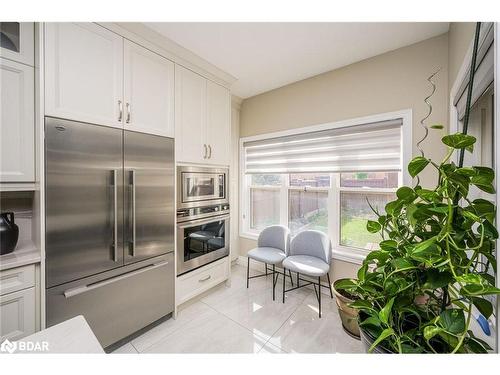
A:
[246,225,294,300]
[282,230,333,317]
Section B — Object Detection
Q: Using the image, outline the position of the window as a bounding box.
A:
[241,112,409,262]
[339,172,398,250]
[248,174,281,231]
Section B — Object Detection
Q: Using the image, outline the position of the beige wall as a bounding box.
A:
[238,33,450,280]
[448,22,475,88]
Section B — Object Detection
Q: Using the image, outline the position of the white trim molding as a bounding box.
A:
[238,109,412,265]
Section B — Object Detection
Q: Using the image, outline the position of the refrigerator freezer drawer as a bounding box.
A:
[46,253,174,348]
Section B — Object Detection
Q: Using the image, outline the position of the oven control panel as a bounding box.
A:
[177,204,230,222]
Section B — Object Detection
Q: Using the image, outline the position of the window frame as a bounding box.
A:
[240,109,412,264]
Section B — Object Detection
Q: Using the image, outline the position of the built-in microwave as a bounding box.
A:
[177,166,228,209]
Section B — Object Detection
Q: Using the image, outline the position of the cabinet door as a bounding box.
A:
[44,23,123,128]
[0,22,34,66]
[206,81,231,165]
[0,287,36,341]
[0,58,35,182]
[124,41,174,137]
[175,65,207,164]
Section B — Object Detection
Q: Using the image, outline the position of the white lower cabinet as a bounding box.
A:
[176,257,229,305]
[0,287,36,341]
[0,57,35,182]
[0,264,36,341]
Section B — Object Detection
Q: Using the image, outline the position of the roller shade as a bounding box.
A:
[243,119,403,174]
[454,22,494,120]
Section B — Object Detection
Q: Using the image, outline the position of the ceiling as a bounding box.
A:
[146,22,449,98]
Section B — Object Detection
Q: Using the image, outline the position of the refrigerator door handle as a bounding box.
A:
[112,169,119,262]
[63,261,169,298]
[129,170,136,256]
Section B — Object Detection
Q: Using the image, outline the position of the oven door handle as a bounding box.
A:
[177,214,230,228]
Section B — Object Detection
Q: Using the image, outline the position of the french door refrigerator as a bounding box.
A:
[45,117,174,348]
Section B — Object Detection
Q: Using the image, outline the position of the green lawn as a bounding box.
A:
[341,217,381,249]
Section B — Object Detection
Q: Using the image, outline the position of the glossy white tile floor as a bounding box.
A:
[112,264,363,354]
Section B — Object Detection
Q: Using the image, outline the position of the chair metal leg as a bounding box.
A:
[272,264,276,301]
[246,257,250,288]
[289,270,294,286]
[265,263,268,276]
[318,276,322,318]
[282,267,286,303]
[297,272,300,287]
[327,272,334,299]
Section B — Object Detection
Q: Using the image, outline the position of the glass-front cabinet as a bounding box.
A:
[0,22,34,66]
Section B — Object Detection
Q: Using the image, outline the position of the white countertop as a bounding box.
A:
[0,241,40,271]
[16,315,104,354]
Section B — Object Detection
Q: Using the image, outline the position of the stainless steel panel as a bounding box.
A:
[45,117,124,288]
[177,166,229,209]
[124,131,174,264]
[46,253,174,348]
[177,214,230,275]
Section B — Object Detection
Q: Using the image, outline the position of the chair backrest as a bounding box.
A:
[289,230,332,264]
[258,225,290,254]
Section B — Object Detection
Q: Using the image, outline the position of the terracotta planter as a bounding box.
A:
[333,279,360,339]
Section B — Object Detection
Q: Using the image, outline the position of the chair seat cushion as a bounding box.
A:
[282,255,330,277]
[247,247,286,264]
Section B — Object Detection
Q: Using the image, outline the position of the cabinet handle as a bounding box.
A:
[198,275,211,282]
[208,145,212,159]
[203,144,207,159]
[118,100,123,122]
[126,102,131,124]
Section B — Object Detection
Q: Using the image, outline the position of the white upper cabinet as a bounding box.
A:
[123,40,174,137]
[0,22,34,66]
[44,23,124,128]
[175,65,207,164]
[175,65,231,166]
[206,81,231,165]
[0,58,35,182]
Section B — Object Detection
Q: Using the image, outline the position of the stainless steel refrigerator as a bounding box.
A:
[45,117,175,348]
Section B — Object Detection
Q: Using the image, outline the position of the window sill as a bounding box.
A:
[239,231,367,265]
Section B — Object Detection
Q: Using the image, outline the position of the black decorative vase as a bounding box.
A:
[0,212,19,255]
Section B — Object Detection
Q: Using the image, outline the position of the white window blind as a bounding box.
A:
[243,119,403,174]
[454,22,494,120]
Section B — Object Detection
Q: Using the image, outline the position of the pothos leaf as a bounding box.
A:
[378,297,395,325]
[368,328,395,353]
[366,220,381,233]
[442,133,476,150]
[408,156,430,178]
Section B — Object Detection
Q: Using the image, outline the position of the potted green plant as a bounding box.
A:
[336,131,500,353]
[332,278,360,339]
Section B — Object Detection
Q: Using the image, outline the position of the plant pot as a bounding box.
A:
[333,278,360,339]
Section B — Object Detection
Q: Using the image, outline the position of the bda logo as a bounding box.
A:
[0,339,17,354]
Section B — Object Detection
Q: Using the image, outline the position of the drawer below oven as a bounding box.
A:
[176,257,229,305]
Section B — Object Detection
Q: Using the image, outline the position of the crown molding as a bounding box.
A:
[98,22,237,89]
[231,95,243,110]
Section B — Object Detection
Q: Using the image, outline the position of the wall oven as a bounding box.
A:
[177,166,228,209]
[177,205,230,275]
[177,166,230,275]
